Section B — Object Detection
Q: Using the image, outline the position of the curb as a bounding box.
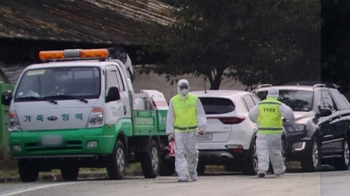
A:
[0,171,144,183]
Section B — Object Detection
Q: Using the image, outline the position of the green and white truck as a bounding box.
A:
[1,47,174,182]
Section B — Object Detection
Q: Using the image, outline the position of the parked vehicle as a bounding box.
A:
[253,83,350,172]
[1,47,173,182]
[191,90,261,175]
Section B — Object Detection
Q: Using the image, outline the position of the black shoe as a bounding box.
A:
[276,172,285,177]
[258,172,266,177]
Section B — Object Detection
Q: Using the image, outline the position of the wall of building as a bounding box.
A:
[133,72,247,101]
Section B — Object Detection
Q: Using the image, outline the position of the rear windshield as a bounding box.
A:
[199,97,235,114]
[255,89,313,112]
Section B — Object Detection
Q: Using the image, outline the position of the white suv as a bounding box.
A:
[192,90,260,175]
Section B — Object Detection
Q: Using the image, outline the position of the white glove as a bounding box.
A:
[199,128,205,135]
[168,133,175,142]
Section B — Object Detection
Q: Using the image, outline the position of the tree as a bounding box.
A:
[142,0,320,89]
[321,0,350,86]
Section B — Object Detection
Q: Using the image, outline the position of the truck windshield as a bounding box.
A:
[14,67,101,101]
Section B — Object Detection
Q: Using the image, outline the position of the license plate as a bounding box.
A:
[197,134,212,141]
[41,135,63,146]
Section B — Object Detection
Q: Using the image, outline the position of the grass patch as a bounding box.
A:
[0,145,17,178]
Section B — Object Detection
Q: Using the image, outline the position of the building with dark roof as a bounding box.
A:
[0,0,174,84]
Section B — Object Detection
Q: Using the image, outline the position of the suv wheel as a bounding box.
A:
[333,138,350,170]
[301,137,321,172]
[242,137,258,175]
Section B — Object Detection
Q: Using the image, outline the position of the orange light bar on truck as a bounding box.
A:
[80,49,109,58]
[39,50,65,60]
[39,49,109,61]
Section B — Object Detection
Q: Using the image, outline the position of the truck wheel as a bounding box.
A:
[141,139,160,178]
[197,163,206,175]
[333,138,350,170]
[106,139,125,179]
[159,158,175,176]
[224,164,236,172]
[301,137,321,172]
[61,166,79,181]
[243,138,258,175]
[18,160,39,182]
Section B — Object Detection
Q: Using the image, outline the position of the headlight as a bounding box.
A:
[9,111,21,132]
[285,124,306,132]
[86,107,104,128]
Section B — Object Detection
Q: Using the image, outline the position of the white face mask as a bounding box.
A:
[179,88,189,96]
[177,86,190,97]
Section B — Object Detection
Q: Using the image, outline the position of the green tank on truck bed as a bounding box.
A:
[1,47,174,182]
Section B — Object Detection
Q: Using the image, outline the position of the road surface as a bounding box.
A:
[0,171,349,196]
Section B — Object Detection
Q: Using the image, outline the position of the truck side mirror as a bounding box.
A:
[106,87,120,102]
[1,90,12,106]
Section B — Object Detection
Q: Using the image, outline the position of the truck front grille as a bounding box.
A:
[25,140,83,152]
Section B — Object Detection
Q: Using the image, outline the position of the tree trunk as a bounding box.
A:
[209,70,223,90]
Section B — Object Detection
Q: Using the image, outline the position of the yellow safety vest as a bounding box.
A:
[258,97,283,134]
[171,93,198,132]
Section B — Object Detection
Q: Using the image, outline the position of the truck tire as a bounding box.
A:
[61,166,79,181]
[301,137,321,172]
[18,160,39,182]
[141,139,160,178]
[224,164,236,172]
[159,158,175,176]
[197,163,206,175]
[242,138,258,175]
[106,139,126,179]
[333,138,350,170]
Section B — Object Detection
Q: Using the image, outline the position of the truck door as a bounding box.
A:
[105,65,131,123]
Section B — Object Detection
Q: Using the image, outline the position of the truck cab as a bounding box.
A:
[1,48,172,182]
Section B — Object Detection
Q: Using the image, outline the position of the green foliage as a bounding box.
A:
[0,145,16,176]
[321,0,350,86]
[142,0,320,89]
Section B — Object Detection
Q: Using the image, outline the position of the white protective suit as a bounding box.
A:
[249,88,295,176]
[166,79,207,182]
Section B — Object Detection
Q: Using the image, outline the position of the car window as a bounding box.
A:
[199,97,235,114]
[252,95,260,105]
[255,90,267,100]
[255,89,313,111]
[320,90,336,111]
[279,90,313,111]
[330,89,350,110]
[242,95,255,111]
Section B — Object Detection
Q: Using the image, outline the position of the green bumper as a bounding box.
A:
[9,125,116,158]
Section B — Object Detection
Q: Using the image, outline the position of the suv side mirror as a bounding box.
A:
[316,108,332,118]
[106,87,120,102]
[1,90,12,106]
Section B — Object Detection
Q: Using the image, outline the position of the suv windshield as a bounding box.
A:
[15,67,101,101]
[255,89,313,112]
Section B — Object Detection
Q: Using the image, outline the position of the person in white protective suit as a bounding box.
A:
[166,79,207,182]
[249,87,295,177]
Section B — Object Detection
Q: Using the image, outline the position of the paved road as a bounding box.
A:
[0,171,349,196]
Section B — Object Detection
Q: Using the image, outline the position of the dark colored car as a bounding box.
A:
[253,83,350,172]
